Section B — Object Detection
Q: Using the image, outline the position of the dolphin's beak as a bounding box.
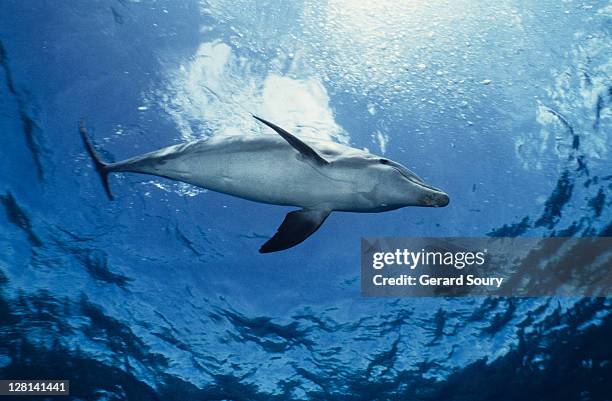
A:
[436,192,450,207]
[421,188,450,207]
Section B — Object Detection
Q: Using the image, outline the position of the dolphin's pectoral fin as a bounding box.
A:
[252,115,329,167]
[259,208,331,253]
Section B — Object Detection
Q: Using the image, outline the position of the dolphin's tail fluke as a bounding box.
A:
[79,120,114,201]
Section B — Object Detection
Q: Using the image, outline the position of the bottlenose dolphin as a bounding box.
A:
[79,117,449,253]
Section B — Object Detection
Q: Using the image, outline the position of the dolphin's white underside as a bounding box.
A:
[111,134,378,212]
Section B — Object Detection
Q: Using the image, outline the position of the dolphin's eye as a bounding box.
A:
[379,159,390,165]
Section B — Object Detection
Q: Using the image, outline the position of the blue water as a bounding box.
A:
[1,1,611,400]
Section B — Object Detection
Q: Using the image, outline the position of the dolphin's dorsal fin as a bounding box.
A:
[259,208,331,253]
[253,116,329,166]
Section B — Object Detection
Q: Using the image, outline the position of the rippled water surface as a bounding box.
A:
[0,1,611,400]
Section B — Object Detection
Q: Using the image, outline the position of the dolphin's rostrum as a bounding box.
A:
[79,117,449,253]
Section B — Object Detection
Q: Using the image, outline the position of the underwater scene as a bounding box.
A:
[0,0,611,400]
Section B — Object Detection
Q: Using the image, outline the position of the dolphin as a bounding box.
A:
[79,116,449,253]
